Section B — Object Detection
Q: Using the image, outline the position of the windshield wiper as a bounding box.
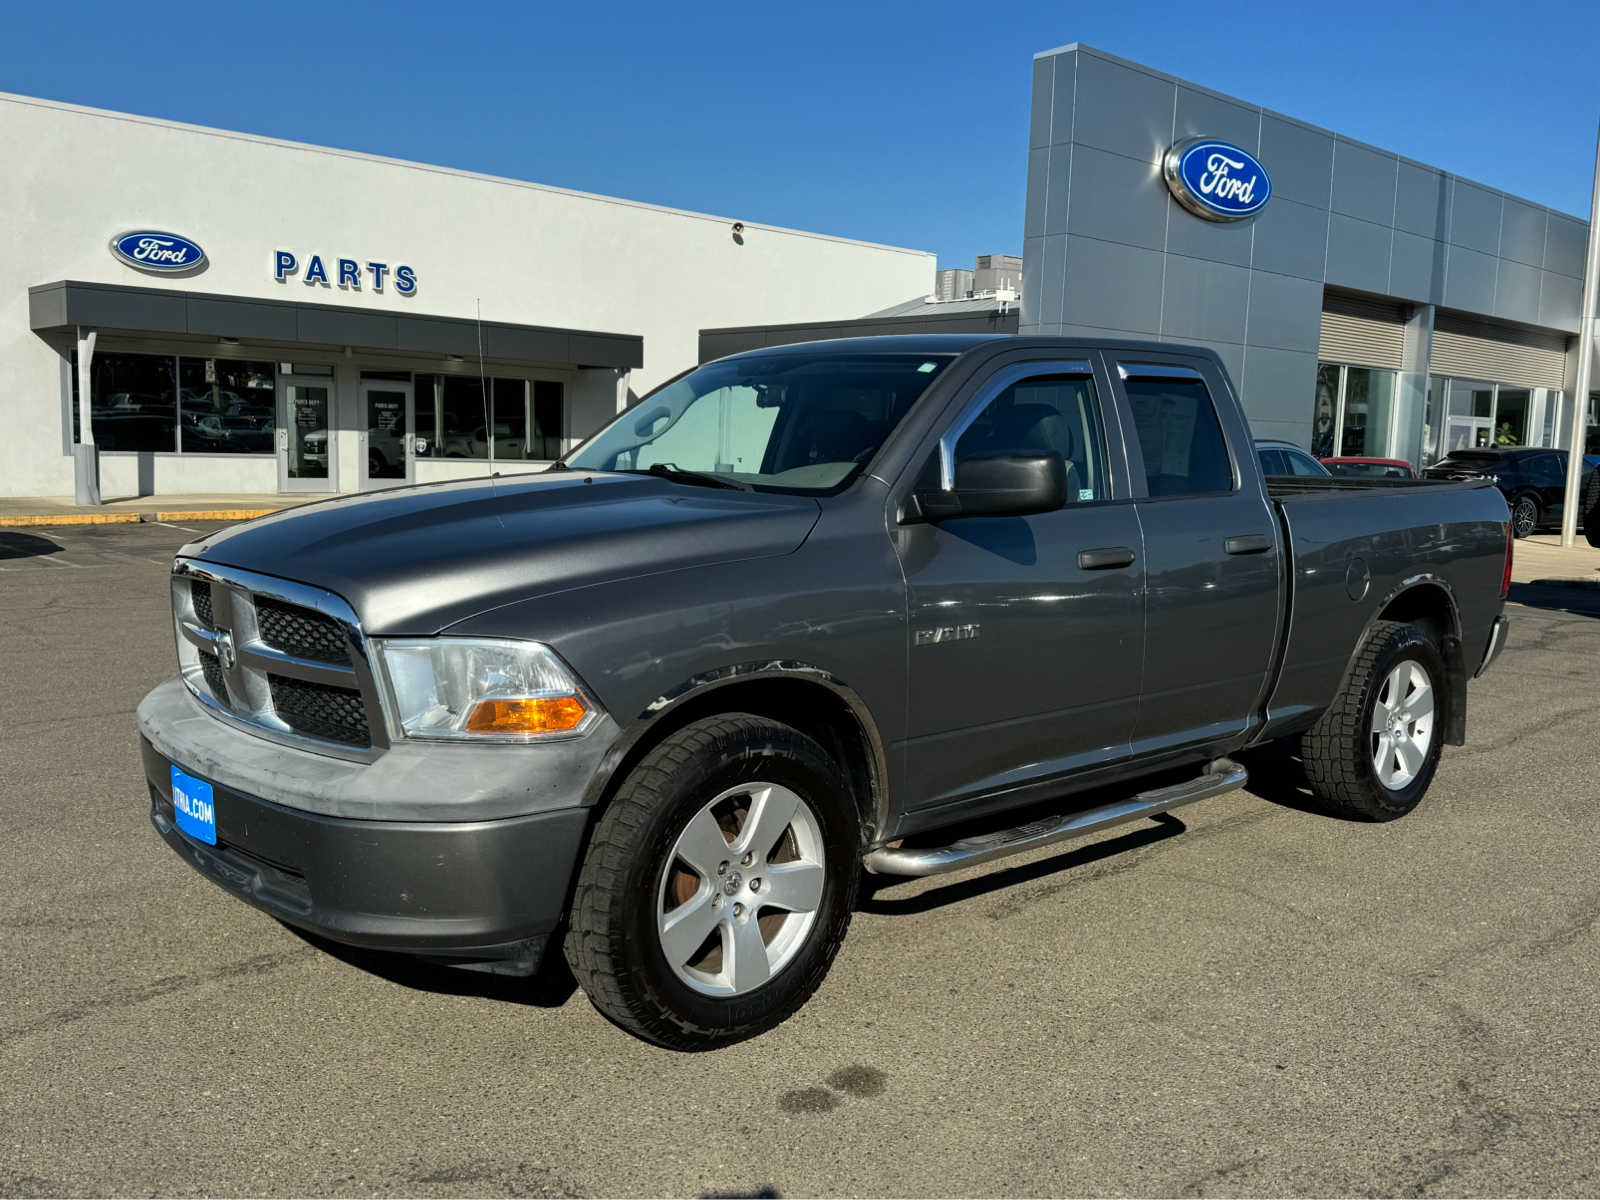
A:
[632,462,751,491]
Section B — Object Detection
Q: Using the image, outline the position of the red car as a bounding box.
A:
[1320,456,1417,480]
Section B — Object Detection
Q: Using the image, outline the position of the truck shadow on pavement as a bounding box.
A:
[1507,580,1600,617]
[280,924,580,1007]
[0,531,63,560]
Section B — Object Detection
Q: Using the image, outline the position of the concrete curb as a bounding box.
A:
[153,509,280,523]
[0,512,143,527]
[0,509,281,528]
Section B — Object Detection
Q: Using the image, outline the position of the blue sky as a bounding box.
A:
[2,0,1597,268]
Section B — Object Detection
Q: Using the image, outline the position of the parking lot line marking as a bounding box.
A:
[148,521,201,532]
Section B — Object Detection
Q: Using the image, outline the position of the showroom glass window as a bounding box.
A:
[1313,361,1397,459]
[72,352,273,454]
[178,358,276,453]
[415,375,563,461]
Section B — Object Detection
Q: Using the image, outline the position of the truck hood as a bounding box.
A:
[184,471,822,633]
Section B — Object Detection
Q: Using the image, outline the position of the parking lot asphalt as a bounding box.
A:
[2,520,1597,1198]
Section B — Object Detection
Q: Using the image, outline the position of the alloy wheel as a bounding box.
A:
[1370,660,1435,790]
[654,782,826,997]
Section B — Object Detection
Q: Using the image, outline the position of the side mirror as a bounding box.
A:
[912,453,1070,522]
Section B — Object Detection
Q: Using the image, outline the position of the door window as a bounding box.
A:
[1257,448,1287,476]
[1283,447,1329,477]
[1123,374,1233,495]
[952,373,1111,502]
[364,388,408,479]
[284,384,331,480]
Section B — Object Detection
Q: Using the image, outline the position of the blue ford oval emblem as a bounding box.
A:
[109,230,207,274]
[1163,139,1272,221]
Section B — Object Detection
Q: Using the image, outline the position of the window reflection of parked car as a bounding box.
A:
[189,413,273,453]
[297,428,329,471]
[366,426,407,475]
[438,424,551,460]
[1321,457,1417,480]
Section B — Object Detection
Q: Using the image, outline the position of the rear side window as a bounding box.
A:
[1526,454,1562,484]
[1123,374,1234,496]
[1257,447,1287,476]
[1284,448,1328,477]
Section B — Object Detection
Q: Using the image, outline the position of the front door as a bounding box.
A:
[898,357,1147,815]
[359,380,414,489]
[277,375,336,492]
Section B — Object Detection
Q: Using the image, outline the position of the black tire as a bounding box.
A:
[1300,620,1447,822]
[564,714,860,1050]
[1583,469,1600,549]
[1511,493,1540,539]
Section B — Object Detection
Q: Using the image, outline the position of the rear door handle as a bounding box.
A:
[1077,546,1136,570]
[1224,534,1274,555]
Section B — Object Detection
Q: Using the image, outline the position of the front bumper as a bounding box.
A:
[138,678,597,972]
[1475,613,1510,678]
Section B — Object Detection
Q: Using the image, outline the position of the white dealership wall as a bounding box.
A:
[0,92,934,496]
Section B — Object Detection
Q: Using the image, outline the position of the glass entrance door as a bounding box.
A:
[360,377,412,486]
[277,376,336,492]
[359,380,414,489]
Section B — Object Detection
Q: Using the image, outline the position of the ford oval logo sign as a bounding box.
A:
[1163,139,1271,222]
[109,230,207,274]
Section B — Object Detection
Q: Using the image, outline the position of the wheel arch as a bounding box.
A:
[581,663,890,847]
[1366,575,1467,745]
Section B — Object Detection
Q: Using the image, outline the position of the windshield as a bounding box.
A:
[564,351,955,493]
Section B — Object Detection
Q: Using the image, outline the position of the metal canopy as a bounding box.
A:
[28,280,643,371]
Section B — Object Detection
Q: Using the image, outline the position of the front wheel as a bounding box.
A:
[564,714,860,1050]
[1300,620,1446,822]
[1512,494,1540,539]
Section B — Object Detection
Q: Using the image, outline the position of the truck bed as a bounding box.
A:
[1258,473,1508,743]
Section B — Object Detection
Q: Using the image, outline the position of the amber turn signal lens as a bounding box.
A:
[463,695,588,735]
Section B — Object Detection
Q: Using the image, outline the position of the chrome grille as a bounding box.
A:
[171,561,387,759]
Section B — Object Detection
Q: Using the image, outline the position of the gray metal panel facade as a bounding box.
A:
[1023,44,1586,445]
[28,280,644,370]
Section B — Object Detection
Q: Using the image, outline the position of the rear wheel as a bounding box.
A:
[1300,620,1446,822]
[564,714,859,1050]
[1512,494,1540,539]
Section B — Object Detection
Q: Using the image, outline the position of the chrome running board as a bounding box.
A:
[863,758,1248,878]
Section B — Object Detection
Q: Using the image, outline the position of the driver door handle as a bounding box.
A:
[1077,546,1136,570]
[1224,534,1274,556]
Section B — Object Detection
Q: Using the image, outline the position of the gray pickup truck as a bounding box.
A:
[138,335,1513,1049]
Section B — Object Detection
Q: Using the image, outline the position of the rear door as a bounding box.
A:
[1525,452,1565,520]
[1109,356,1283,758]
[896,353,1146,813]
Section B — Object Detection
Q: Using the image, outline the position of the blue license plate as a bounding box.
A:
[171,766,217,846]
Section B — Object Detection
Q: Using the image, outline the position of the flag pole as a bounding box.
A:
[1560,119,1600,546]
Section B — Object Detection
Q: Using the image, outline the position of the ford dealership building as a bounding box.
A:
[0,91,933,499]
[1021,45,1596,467]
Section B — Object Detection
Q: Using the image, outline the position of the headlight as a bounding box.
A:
[371,637,600,741]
